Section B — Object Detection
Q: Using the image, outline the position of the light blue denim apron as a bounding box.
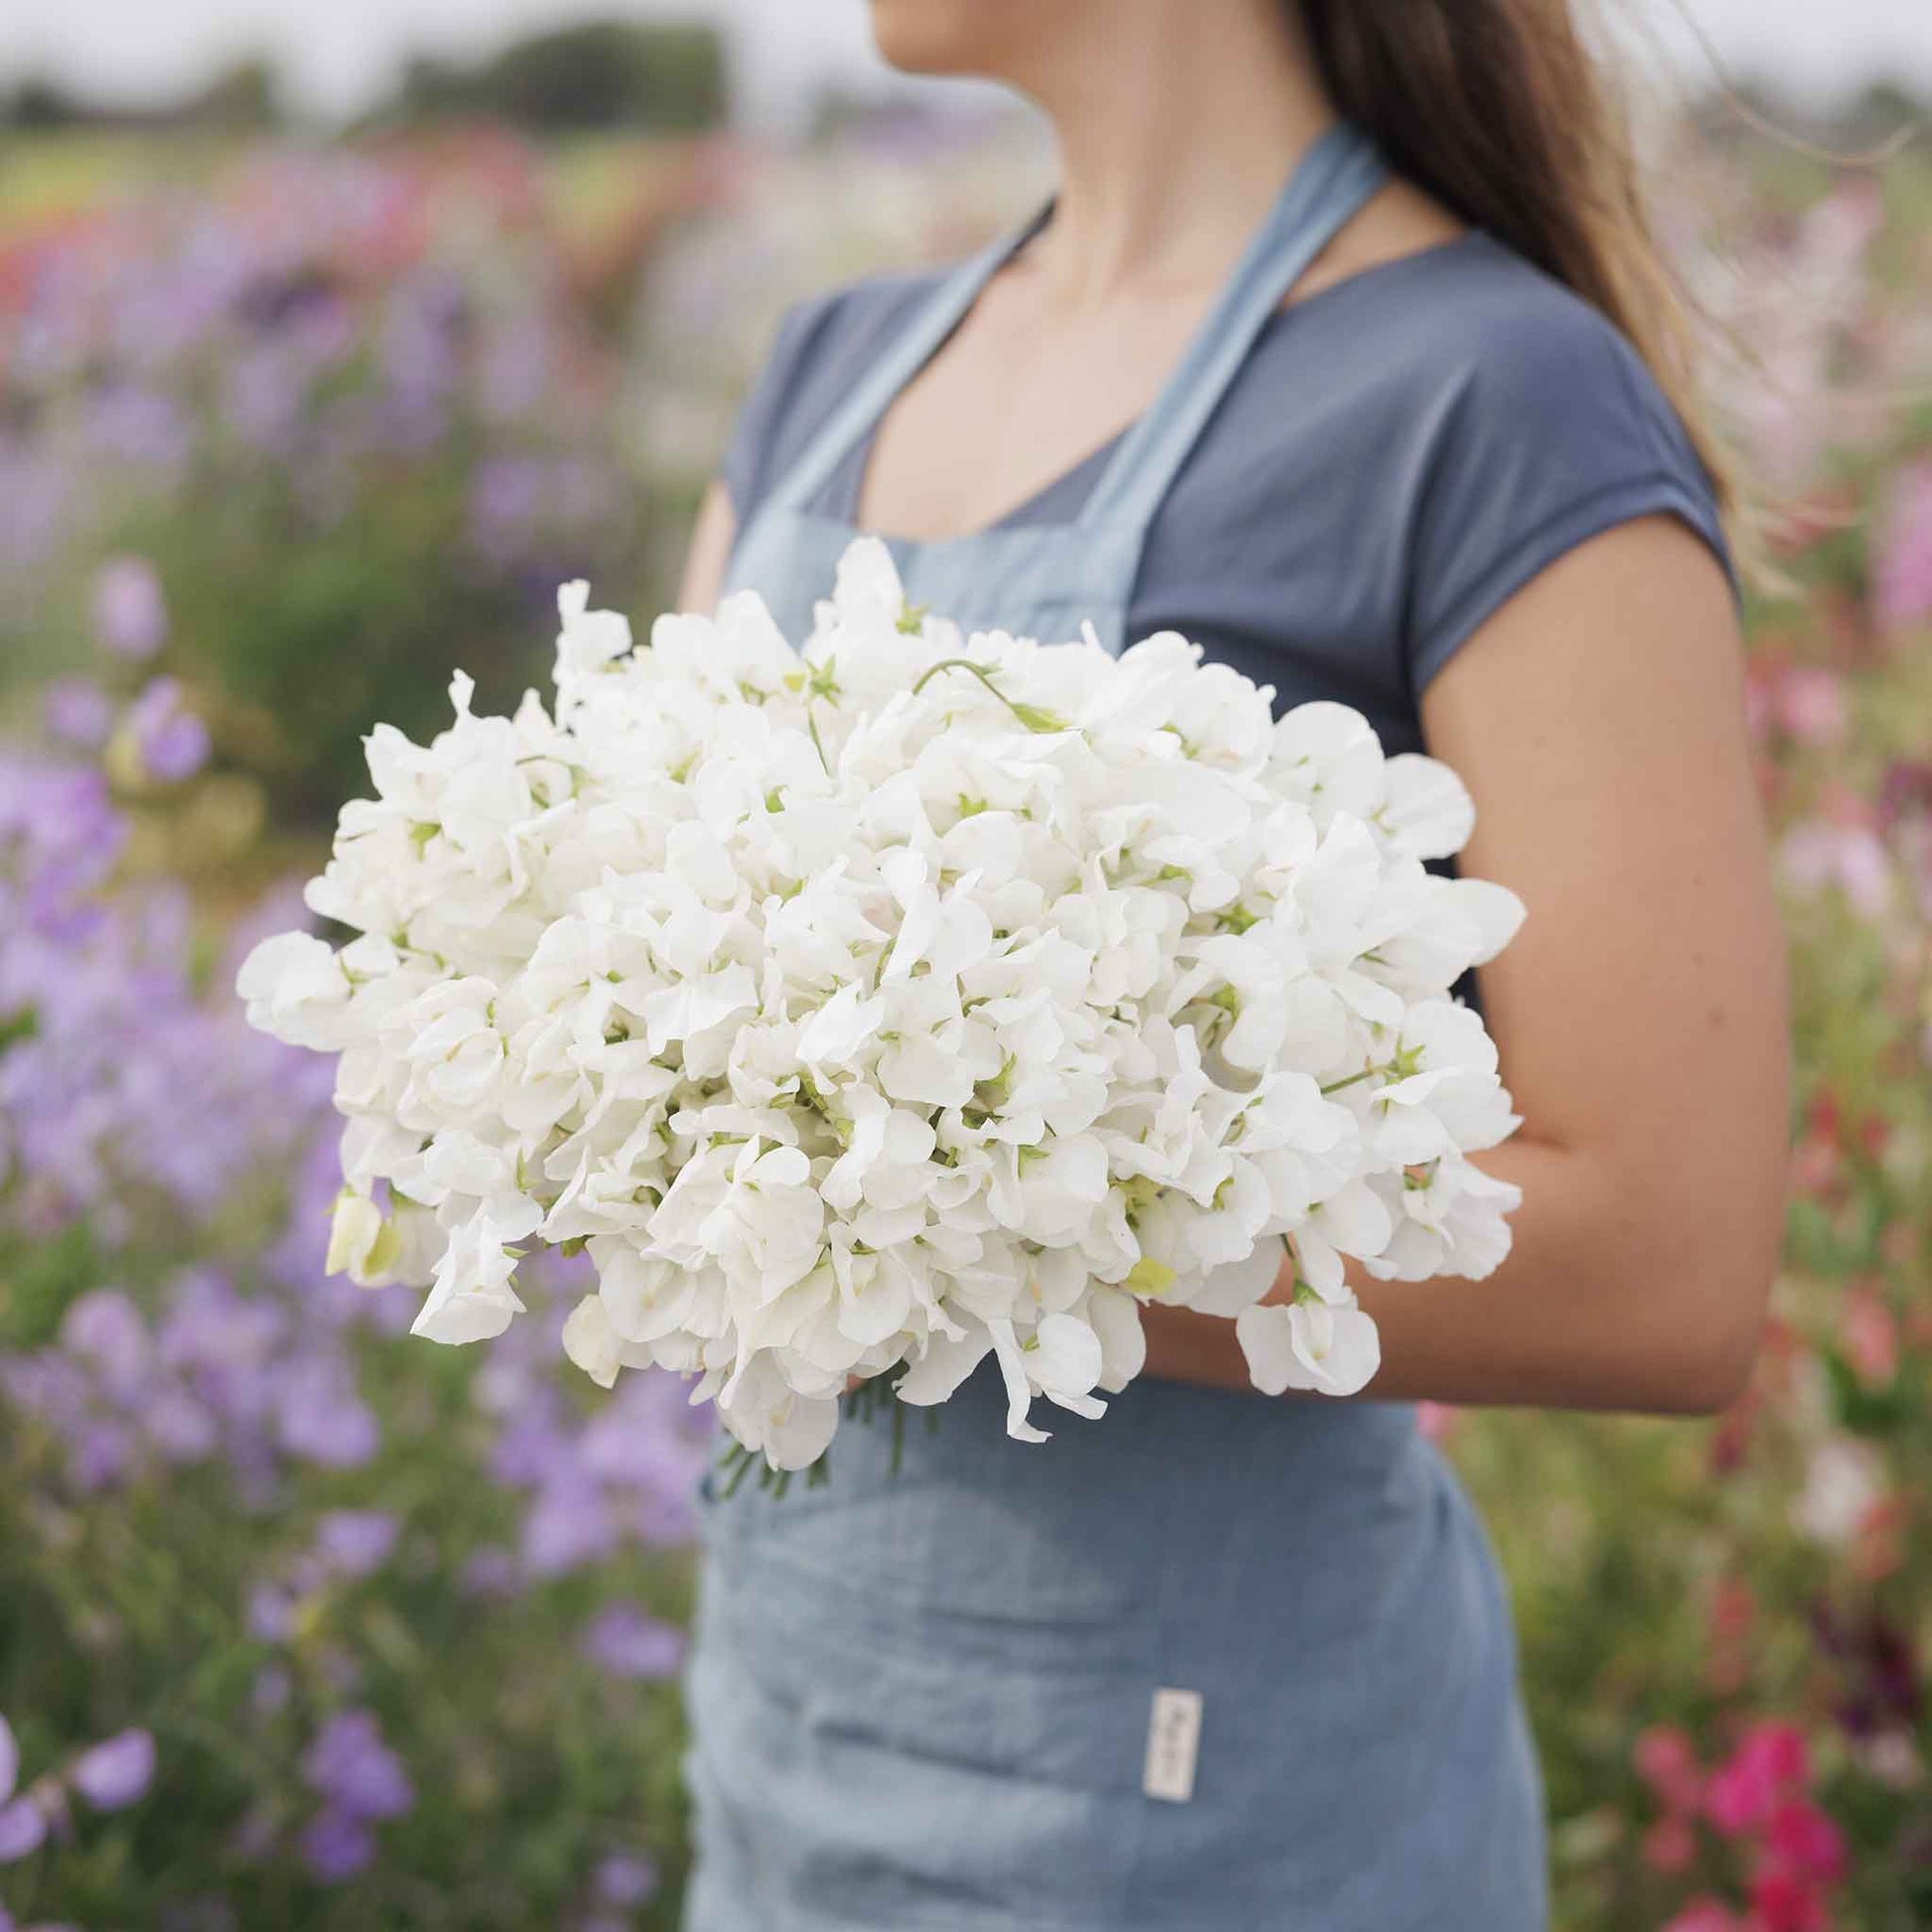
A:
[687,124,1547,1931]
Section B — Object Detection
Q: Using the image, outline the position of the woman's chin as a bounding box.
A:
[866,0,1038,79]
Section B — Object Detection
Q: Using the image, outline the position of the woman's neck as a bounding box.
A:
[1016,3,1336,307]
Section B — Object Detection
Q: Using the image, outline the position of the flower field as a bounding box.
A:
[1,117,1929,1931]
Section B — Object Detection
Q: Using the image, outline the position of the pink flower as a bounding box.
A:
[1874,462,1932,632]
[1774,666,1847,746]
[1750,1867,1832,1932]
[1779,820,1890,919]
[1662,1900,1744,1932]
[1644,1813,1699,1874]
[1764,1801,1849,1885]
[1840,1287,1898,1387]
[1635,1725,1705,1814]
[1707,1723,1809,1837]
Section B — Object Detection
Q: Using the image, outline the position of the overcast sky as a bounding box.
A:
[5,0,1929,129]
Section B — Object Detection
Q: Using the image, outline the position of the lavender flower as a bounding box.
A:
[0,1797,46,1863]
[581,1604,685,1683]
[594,1852,660,1908]
[298,1807,376,1883]
[70,1727,156,1810]
[89,556,170,658]
[300,1712,413,1822]
[43,679,115,751]
[124,677,210,784]
[313,1510,399,1579]
[0,1723,46,1865]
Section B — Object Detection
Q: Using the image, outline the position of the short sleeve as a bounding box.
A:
[1404,289,1733,696]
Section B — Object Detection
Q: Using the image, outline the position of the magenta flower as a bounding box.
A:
[1764,1799,1849,1884]
[1707,1722,1810,1837]
[70,1727,156,1810]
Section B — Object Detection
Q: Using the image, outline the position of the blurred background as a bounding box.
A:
[0,4,1927,1928]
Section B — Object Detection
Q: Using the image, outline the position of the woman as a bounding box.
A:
[675,3,1789,1926]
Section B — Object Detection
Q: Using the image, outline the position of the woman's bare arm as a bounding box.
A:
[678,481,738,614]
[1142,516,1790,1416]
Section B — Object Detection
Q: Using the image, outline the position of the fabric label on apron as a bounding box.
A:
[1143,1687,1204,1803]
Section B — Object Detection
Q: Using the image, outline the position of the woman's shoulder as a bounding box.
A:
[720,267,948,521]
[1288,231,1695,466]
[1244,230,1730,694]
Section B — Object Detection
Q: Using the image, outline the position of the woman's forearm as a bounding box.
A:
[1139,1135,1774,1417]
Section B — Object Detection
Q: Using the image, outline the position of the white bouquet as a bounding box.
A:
[239,539,1523,1473]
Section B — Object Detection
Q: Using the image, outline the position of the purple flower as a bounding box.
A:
[594,1851,659,1907]
[300,1712,413,1822]
[313,1510,398,1579]
[273,1359,378,1468]
[458,1546,519,1599]
[521,1470,619,1579]
[251,1667,291,1718]
[0,1796,46,1863]
[246,1585,295,1644]
[125,677,210,784]
[581,1603,685,1682]
[70,1727,156,1810]
[60,1289,152,1400]
[43,679,115,751]
[90,556,170,658]
[298,1806,375,1883]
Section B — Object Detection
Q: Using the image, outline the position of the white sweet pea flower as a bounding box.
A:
[555,580,634,685]
[649,1137,825,1304]
[1291,1178,1394,1301]
[1236,1296,1381,1397]
[562,1292,650,1388]
[235,931,353,1049]
[716,1354,841,1472]
[1375,754,1474,860]
[325,1190,443,1290]
[411,1208,529,1344]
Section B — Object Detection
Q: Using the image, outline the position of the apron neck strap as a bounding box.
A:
[759,122,1386,538]
[764,202,1054,516]
[1075,122,1386,532]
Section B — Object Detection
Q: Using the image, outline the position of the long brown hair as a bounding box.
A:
[1297,0,1741,540]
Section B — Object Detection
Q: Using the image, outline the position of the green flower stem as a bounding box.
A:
[908,658,1066,733]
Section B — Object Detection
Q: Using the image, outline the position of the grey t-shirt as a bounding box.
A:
[722,230,1728,759]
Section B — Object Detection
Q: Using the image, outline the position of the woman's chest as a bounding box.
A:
[854,278,1215,544]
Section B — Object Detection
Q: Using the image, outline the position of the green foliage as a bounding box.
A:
[398,24,727,135]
